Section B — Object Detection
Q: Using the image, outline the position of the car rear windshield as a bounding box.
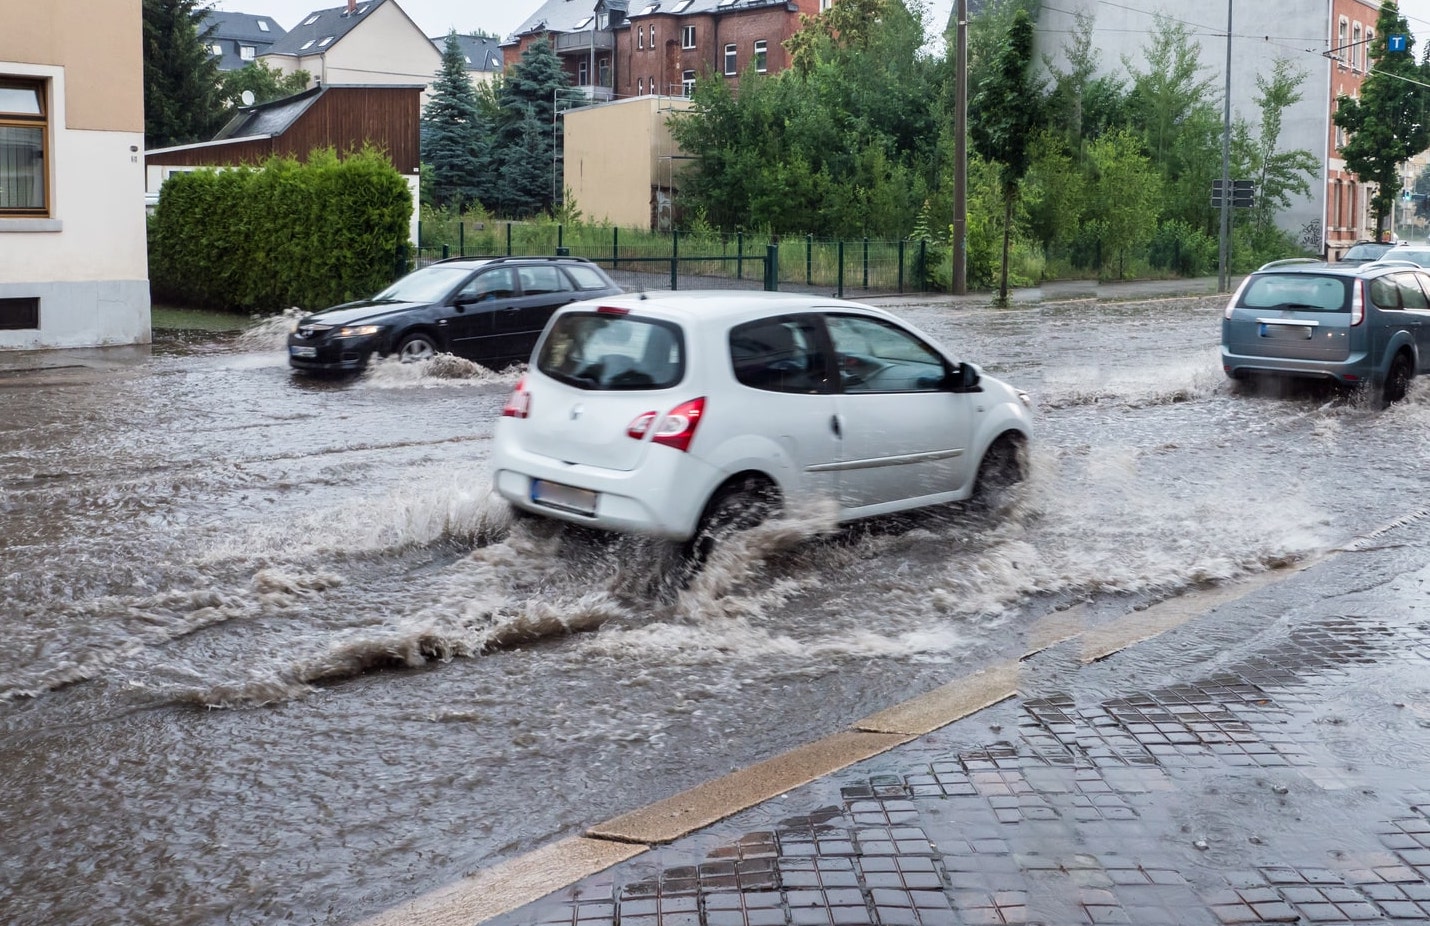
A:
[1342,243,1392,261]
[536,312,684,389]
[1238,273,1351,312]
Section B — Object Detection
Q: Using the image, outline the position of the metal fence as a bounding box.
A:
[408,223,939,298]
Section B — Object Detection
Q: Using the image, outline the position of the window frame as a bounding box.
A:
[682,69,696,97]
[723,43,737,75]
[753,39,768,73]
[0,77,49,218]
[682,25,696,49]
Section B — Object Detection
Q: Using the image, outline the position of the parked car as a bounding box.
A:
[1389,247,1430,268]
[491,291,1034,566]
[1221,258,1430,404]
[1338,240,1405,265]
[286,256,622,374]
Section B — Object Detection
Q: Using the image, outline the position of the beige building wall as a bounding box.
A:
[563,96,692,230]
[0,0,150,350]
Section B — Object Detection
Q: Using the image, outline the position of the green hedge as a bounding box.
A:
[148,148,411,313]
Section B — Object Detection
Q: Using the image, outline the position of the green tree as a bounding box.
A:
[421,30,491,210]
[489,39,569,216]
[1123,16,1221,234]
[1084,129,1161,277]
[1334,0,1430,237]
[143,0,225,148]
[1236,58,1319,243]
[969,8,1044,302]
[218,61,310,109]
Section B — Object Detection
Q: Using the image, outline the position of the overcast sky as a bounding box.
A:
[213,0,1430,57]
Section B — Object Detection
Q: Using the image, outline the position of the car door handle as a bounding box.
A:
[830,415,842,438]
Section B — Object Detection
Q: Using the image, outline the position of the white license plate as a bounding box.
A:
[531,479,598,516]
[290,345,318,358]
[1259,323,1311,340]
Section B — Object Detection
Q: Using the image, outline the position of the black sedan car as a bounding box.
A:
[286,256,622,374]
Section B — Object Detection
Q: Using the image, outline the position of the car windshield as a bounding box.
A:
[1343,243,1393,261]
[372,266,474,303]
[1239,273,1350,312]
[537,312,683,389]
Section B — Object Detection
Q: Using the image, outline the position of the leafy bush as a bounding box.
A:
[1148,220,1217,276]
[149,148,412,313]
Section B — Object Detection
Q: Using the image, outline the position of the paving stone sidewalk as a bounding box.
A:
[483,529,1430,926]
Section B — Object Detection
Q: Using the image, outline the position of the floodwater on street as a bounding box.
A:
[3,293,1429,925]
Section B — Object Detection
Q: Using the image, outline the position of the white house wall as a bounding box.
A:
[1035,0,1331,244]
[0,61,150,351]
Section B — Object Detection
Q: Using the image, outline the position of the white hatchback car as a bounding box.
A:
[491,291,1033,560]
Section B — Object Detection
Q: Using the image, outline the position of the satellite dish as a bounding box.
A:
[240,90,256,106]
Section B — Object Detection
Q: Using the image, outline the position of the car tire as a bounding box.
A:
[679,474,780,582]
[971,434,1027,514]
[396,332,438,363]
[1381,351,1413,406]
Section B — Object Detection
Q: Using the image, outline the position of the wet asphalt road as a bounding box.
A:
[3,291,1429,925]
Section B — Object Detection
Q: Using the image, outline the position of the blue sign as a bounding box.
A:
[1389,33,1408,52]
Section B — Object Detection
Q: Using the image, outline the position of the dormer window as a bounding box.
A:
[303,14,320,25]
[240,44,256,60]
[211,43,224,56]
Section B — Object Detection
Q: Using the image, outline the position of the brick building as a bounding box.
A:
[503,0,824,101]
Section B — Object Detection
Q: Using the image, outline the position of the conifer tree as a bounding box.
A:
[143,0,225,148]
[489,39,570,216]
[421,31,490,209]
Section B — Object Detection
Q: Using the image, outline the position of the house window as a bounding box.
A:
[682,69,695,96]
[240,44,257,60]
[318,36,334,47]
[724,43,736,75]
[638,27,644,49]
[303,13,320,25]
[574,16,592,28]
[638,78,644,94]
[300,39,316,50]
[0,78,47,216]
[820,0,832,9]
[650,26,656,46]
[682,26,695,49]
[638,3,658,14]
[1337,18,1348,66]
[256,19,270,31]
[753,39,767,72]
[0,297,39,330]
[578,60,589,84]
[1352,23,1362,70]
[210,43,224,56]
[598,57,611,87]
[1366,29,1375,66]
[672,0,692,11]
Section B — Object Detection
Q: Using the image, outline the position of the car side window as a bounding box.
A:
[459,268,517,301]
[1370,276,1403,309]
[518,266,573,296]
[729,315,828,393]
[1394,272,1430,309]
[563,264,612,290]
[824,314,947,394]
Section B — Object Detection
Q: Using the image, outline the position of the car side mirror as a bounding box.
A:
[948,362,981,392]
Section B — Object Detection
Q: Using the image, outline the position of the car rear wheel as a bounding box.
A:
[396,332,437,363]
[680,474,780,580]
[971,434,1027,513]
[1381,351,1413,406]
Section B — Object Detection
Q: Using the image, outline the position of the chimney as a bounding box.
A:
[346,0,356,13]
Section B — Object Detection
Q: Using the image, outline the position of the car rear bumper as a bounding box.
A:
[491,431,717,540]
[1220,348,1371,384]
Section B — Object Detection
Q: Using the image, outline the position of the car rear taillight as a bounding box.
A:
[597,305,630,316]
[627,397,705,452]
[502,376,532,418]
[1350,279,1365,326]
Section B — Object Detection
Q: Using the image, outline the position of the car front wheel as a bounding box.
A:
[396,332,438,363]
[971,434,1027,514]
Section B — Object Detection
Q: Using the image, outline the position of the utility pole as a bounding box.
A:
[953,0,968,295]
[1217,0,1232,293]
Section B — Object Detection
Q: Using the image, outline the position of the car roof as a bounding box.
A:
[1253,260,1425,277]
[565,290,896,328]
[427,255,600,269]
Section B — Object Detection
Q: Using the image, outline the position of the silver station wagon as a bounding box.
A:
[1221,258,1430,404]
